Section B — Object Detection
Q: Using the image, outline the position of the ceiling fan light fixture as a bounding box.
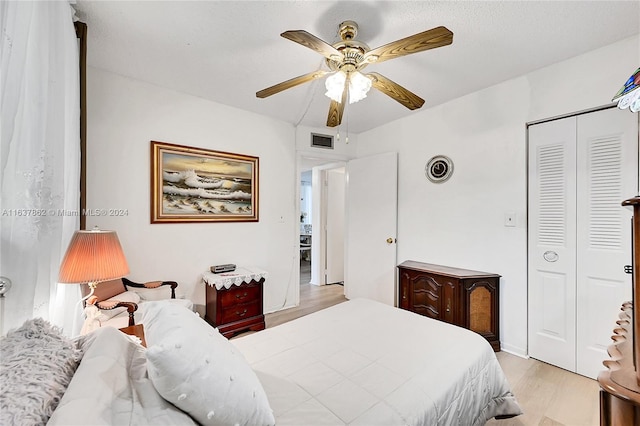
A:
[348,71,371,104]
[325,71,347,102]
[324,70,371,104]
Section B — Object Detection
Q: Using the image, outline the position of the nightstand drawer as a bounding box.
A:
[220,300,260,324]
[219,284,261,306]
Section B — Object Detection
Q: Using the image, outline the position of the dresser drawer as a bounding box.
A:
[220,300,260,324]
[410,274,443,319]
[219,284,261,306]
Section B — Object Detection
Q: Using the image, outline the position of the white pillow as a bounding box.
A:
[96,290,141,321]
[144,302,275,426]
[133,284,175,301]
[49,327,197,426]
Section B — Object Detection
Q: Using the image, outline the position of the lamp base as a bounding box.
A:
[80,281,98,305]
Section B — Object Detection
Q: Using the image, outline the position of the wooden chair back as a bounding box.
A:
[80,279,127,302]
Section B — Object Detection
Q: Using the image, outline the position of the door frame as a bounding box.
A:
[295,152,349,306]
[311,162,347,286]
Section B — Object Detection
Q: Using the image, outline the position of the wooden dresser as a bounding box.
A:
[203,268,266,338]
[398,260,501,351]
[598,196,640,425]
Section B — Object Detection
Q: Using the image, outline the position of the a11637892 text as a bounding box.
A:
[1,208,129,217]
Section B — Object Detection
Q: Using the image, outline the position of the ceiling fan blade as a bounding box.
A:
[363,26,453,64]
[367,72,425,110]
[281,30,344,62]
[326,84,348,127]
[256,70,328,98]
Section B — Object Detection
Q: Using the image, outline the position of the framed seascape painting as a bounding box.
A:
[150,141,259,223]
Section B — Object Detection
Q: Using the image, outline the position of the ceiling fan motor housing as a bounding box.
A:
[327,21,370,72]
[339,21,358,40]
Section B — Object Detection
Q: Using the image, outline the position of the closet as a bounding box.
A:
[528,107,638,379]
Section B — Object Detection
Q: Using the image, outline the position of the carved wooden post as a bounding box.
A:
[622,196,640,385]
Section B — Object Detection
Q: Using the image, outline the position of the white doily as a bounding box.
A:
[202,266,268,290]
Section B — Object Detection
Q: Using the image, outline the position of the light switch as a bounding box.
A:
[504,212,516,227]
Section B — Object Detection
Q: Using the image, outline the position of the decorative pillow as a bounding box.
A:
[0,318,83,425]
[48,327,197,426]
[95,290,140,321]
[133,284,175,301]
[144,302,275,426]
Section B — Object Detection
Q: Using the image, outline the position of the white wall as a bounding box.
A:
[86,68,299,314]
[356,35,639,356]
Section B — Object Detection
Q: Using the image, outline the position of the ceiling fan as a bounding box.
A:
[256,20,453,127]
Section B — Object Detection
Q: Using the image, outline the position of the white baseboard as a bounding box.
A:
[500,343,528,359]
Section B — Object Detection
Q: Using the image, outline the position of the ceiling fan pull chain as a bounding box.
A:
[345,103,350,144]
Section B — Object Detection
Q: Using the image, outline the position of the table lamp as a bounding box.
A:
[58,227,130,302]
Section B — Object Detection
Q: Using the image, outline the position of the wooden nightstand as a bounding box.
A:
[119,324,147,347]
[202,267,267,338]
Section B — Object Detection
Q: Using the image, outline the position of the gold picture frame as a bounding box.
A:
[150,141,259,223]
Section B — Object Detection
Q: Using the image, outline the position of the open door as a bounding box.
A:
[345,152,398,305]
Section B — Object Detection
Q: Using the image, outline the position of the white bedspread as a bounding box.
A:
[232,298,522,425]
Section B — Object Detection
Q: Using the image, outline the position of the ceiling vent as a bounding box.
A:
[311,133,334,149]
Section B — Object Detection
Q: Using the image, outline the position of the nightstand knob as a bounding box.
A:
[236,309,248,317]
[236,292,248,299]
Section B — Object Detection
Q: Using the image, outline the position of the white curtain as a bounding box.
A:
[0,1,82,336]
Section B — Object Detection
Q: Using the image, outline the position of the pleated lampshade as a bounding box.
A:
[58,228,129,284]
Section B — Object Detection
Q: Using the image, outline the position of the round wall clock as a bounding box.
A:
[425,155,454,183]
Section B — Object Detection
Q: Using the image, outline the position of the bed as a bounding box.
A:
[1,298,521,425]
[232,298,521,425]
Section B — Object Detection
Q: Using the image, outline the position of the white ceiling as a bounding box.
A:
[73,1,639,134]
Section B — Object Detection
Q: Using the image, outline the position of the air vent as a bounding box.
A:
[311,133,334,149]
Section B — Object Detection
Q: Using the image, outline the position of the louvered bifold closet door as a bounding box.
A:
[576,108,637,379]
[528,108,638,380]
[528,116,578,373]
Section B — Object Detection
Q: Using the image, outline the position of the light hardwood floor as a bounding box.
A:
[486,352,599,426]
[265,281,346,328]
[260,282,600,426]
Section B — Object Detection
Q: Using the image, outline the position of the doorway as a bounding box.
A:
[296,151,399,309]
[298,157,347,289]
[527,106,638,379]
[299,170,312,286]
[296,158,349,314]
